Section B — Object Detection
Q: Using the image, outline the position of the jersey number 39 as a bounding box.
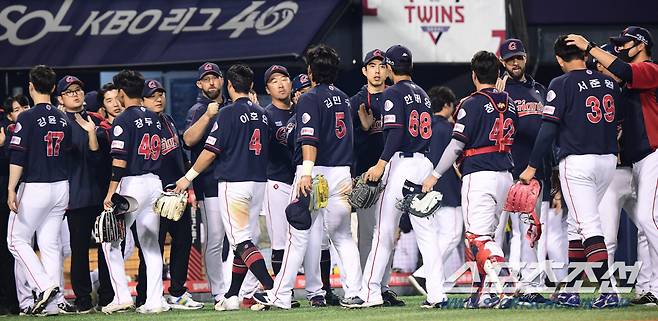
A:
[586,94,615,124]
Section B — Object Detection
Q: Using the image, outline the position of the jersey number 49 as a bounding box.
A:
[138,133,161,160]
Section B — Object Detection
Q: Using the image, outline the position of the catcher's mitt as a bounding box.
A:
[348,174,384,209]
[395,180,443,218]
[504,179,542,248]
[93,208,126,243]
[154,184,188,221]
[309,175,329,211]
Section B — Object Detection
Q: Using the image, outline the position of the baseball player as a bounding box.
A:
[566,27,658,305]
[422,51,519,309]
[101,70,168,314]
[183,62,227,305]
[7,65,71,315]
[341,45,432,308]
[55,75,107,314]
[349,49,403,307]
[408,86,463,307]
[291,74,312,104]
[132,80,203,310]
[518,35,621,308]
[175,64,274,311]
[253,44,362,310]
[495,39,556,304]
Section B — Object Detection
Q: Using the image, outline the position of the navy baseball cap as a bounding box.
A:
[84,91,99,112]
[590,43,617,67]
[57,75,84,95]
[264,65,290,84]
[499,39,526,60]
[197,62,223,80]
[610,26,653,48]
[292,74,312,93]
[363,48,386,66]
[385,45,412,68]
[142,79,165,97]
[285,193,312,230]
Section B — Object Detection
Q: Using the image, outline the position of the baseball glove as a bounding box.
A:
[154,185,188,221]
[504,179,542,248]
[395,180,443,218]
[348,174,384,209]
[93,208,126,243]
[309,175,329,211]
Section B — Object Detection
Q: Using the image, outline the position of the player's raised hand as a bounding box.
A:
[75,113,96,133]
[297,175,312,197]
[565,34,590,51]
[0,127,6,146]
[206,102,219,118]
[421,174,438,193]
[357,103,375,131]
[519,166,537,185]
[174,177,191,193]
[7,189,18,213]
[495,74,509,92]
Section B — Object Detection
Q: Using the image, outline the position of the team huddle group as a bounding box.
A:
[1,24,658,316]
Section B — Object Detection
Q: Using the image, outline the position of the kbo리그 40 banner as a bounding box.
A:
[0,0,344,69]
[362,0,506,63]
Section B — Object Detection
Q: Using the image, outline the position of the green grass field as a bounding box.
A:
[6,295,658,321]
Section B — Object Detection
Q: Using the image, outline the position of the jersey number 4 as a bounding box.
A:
[586,94,615,124]
[138,133,161,160]
[44,131,64,157]
[249,129,262,155]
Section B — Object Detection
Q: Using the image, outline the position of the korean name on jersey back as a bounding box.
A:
[452,88,518,176]
[381,80,432,155]
[9,103,71,183]
[204,97,269,182]
[542,69,619,159]
[296,84,353,167]
[110,106,163,176]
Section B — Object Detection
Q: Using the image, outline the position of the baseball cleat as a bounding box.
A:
[464,293,500,309]
[32,286,60,315]
[310,295,327,307]
[554,293,581,307]
[631,292,657,306]
[340,296,383,308]
[495,295,514,309]
[57,302,78,314]
[518,293,547,306]
[420,300,448,309]
[167,292,204,310]
[101,302,133,314]
[382,290,405,306]
[591,293,621,309]
[252,292,273,306]
[135,303,170,314]
[214,296,240,311]
[325,290,341,306]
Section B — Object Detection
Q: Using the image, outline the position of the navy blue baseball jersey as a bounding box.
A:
[428,115,461,207]
[265,104,295,184]
[542,69,619,159]
[453,88,518,176]
[157,114,186,186]
[204,97,269,182]
[184,94,223,198]
[9,103,72,183]
[350,86,384,176]
[65,110,105,209]
[110,106,163,176]
[505,75,550,179]
[381,80,432,156]
[286,113,301,166]
[296,84,353,167]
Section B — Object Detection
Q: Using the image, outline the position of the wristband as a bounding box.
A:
[184,168,200,181]
[586,41,597,54]
[302,160,314,176]
[111,165,127,182]
[431,170,441,179]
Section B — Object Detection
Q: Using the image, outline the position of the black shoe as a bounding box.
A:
[382,290,405,306]
[291,299,301,308]
[407,275,427,296]
[420,300,448,309]
[57,302,78,314]
[631,292,658,306]
[76,302,94,314]
[518,293,547,305]
[253,292,273,307]
[325,290,341,306]
[310,295,327,307]
[32,286,60,315]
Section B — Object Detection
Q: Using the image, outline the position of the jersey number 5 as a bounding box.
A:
[44,131,64,157]
[586,94,615,124]
[335,112,346,139]
[138,133,161,160]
